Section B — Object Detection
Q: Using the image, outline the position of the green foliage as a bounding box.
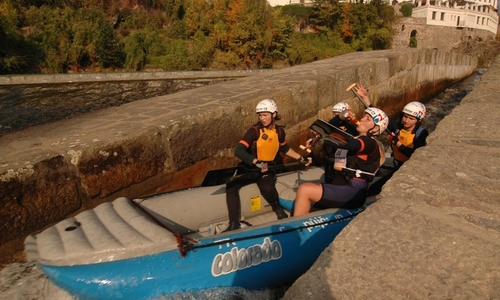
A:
[409,36,417,48]
[187,30,216,69]
[310,0,343,31]
[1,0,398,74]
[368,27,393,50]
[279,4,314,20]
[285,32,352,66]
[123,32,147,71]
[154,39,190,71]
[400,3,413,17]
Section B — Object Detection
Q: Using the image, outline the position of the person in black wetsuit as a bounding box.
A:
[293,107,390,216]
[224,99,311,232]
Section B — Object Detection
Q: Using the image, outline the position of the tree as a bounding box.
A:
[123,32,147,70]
[340,3,354,43]
[400,3,413,17]
[310,0,342,32]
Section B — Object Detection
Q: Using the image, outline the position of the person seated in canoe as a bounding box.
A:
[225,99,312,231]
[353,82,429,195]
[320,101,360,183]
[293,107,389,216]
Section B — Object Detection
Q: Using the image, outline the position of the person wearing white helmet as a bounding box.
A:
[392,101,428,162]
[329,102,358,136]
[292,107,389,216]
[224,99,311,231]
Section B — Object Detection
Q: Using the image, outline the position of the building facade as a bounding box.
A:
[412,0,499,34]
[267,0,314,6]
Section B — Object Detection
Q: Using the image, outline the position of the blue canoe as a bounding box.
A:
[24,167,377,300]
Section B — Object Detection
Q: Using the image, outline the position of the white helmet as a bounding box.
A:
[364,107,389,135]
[256,99,278,114]
[402,102,426,120]
[332,102,351,113]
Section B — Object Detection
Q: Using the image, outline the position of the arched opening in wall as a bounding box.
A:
[409,30,418,48]
[402,24,405,31]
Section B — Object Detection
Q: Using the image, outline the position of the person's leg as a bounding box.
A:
[225,181,242,231]
[256,173,288,219]
[293,182,323,216]
[225,174,256,231]
[317,180,368,209]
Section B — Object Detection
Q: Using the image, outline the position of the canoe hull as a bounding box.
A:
[39,206,364,300]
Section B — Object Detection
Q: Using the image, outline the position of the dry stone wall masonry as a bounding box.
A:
[0,48,477,263]
[392,17,497,53]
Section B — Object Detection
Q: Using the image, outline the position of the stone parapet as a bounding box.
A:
[0,70,273,85]
[0,48,477,263]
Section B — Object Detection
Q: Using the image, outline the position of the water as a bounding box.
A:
[0,69,485,300]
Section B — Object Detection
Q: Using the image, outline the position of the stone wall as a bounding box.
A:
[392,17,497,52]
[0,48,477,263]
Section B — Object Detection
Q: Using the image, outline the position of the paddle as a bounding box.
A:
[201,161,306,187]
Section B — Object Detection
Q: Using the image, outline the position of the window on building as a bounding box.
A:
[432,11,436,20]
[441,12,445,20]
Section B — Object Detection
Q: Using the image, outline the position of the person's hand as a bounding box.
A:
[354,82,371,106]
[339,109,354,121]
[389,133,399,146]
[306,132,321,147]
[255,160,268,172]
[297,156,312,167]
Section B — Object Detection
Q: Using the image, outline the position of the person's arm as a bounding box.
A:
[387,118,399,135]
[284,148,311,166]
[278,127,311,165]
[339,136,363,153]
[328,114,343,126]
[353,82,373,107]
[234,143,256,165]
[234,127,259,165]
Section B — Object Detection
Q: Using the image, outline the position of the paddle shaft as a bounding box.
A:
[236,161,304,175]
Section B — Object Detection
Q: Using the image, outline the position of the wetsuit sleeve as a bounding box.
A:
[330,115,359,136]
[387,118,399,134]
[234,127,259,165]
[340,136,376,155]
[328,115,342,127]
[414,128,429,148]
[340,137,363,153]
[234,144,255,165]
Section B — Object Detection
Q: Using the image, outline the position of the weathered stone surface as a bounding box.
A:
[75,130,168,198]
[282,56,500,300]
[0,48,477,264]
[0,154,81,245]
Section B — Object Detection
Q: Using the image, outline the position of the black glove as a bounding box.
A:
[389,133,399,145]
[297,156,307,164]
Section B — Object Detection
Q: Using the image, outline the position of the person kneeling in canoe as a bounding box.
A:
[225,99,311,231]
[293,107,389,216]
